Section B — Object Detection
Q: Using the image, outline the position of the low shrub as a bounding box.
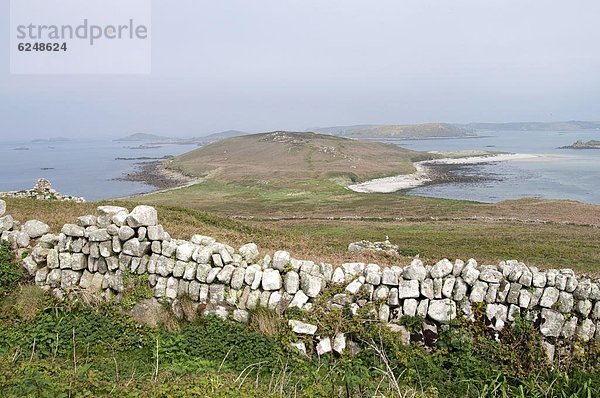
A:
[0,244,26,298]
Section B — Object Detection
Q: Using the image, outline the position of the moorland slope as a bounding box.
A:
[170,131,428,183]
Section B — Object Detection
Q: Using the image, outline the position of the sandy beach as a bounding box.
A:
[347,153,540,193]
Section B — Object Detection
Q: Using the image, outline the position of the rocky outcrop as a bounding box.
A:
[0,178,85,202]
[559,140,600,150]
[348,238,401,255]
[2,203,599,360]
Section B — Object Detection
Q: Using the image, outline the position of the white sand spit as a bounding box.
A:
[347,153,540,194]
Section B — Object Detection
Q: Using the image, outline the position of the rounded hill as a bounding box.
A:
[169,131,425,183]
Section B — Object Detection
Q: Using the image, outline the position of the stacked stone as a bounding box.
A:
[20,205,161,300]
[14,202,600,358]
[151,245,331,323]
[347,238,400,255]
[0,178,85,203]
[0,199,50,254]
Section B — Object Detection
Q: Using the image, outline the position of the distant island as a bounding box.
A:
[309,123,476,139]
[31,137,72,143]
[464,121,600,131]
[114,133,174,142]
[309,121,600,139]
[115,130,249,144]
[123,131,426,190]
[202,130,248,141]
[115,122,600,144]
[559,140,600,149]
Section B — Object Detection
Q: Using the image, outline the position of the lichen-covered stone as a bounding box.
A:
[345,276,364,295]
[272,250,290,271]
[284,271,300,294]
[289,320,317,335]
[540,287,560,308]
[289,290,309,308]
[176,243,195,262]
[404,260,427,281]
[316,337,332,355]
[239,243,260,263]
[300,272,322,297]
[381,267,399,285]
[428,299,456,322]
[127,205,158,227]
[479,265,503,283]
[89,229,111,242]
[430,259,453,279]
[62,224,85,237]
[462,265,480,285]
[540,309,564,337]
[576,319,596,342]
[470,281,488,302]
[122,238,150,257]
[398,280,420,299]
[262,269,282,291]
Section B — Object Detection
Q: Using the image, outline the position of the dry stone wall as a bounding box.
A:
[2,199,600,357]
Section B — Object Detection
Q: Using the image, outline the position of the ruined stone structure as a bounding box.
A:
[0,178,85,203]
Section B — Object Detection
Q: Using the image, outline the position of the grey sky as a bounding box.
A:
[1,0,600,139]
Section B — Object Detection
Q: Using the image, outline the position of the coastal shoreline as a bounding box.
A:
[347,153,540,194]
[116,160,202,198]
[120,153,544,198]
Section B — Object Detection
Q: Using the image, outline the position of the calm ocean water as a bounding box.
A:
[0,139,198,201]
[1,130,599,204]
[389,130,600,204]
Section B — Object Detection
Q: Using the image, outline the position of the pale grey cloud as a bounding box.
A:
[1,0,599,139]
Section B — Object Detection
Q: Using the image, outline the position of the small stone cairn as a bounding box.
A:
[0,178,85,203]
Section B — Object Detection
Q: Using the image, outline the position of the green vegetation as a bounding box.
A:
[0,244,26,298]
[0,243,598,396]
[169,131,421,183]
[3,128,600,395]
[121,273,153,310]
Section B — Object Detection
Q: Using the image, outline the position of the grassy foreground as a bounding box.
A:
[1,244,599,397]
[5,196,600,274]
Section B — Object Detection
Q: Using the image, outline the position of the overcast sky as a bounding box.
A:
[1,0,600,139]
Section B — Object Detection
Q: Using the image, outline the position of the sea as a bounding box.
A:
[0,139,198,201]
[387,130,600,204]
[1,130,599,204]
